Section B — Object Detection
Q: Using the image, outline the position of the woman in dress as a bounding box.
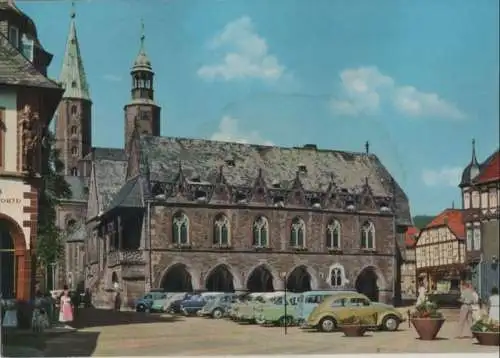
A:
[59,286,74,324]
[488,287,499,322]
[416,282,427,306]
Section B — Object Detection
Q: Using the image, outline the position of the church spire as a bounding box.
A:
[132,19,153,73]
[470,138,478,165]
[59,1,90,101]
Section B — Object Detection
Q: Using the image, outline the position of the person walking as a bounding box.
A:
[416,281,427,306]
[59,285,74,325]
[488,287,499,322]
[456,281,475,338]
[471,286,481,322]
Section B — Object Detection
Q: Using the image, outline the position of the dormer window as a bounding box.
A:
[194,190,207,201]
[273,195,285,207]
[9,26,19,48]
[235,191,247,204]
[298,163,307,173]
[271,180,280,188]
[21,34,34,61]
[225,158,235,167]
[310,197,321,208]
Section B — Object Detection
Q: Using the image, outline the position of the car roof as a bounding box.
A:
[301,290,356,296]
[319,292,367,305]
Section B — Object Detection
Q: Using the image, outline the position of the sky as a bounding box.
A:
[19,0,499,216]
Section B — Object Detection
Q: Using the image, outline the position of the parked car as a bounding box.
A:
[228,293,263,320]
[305,292,405,332]
[199,293,237,319]
[296,290,355,326]
[254,293,300,326]
[135,290,167,312]
[236,292,284,322]
[164,293,190,314]
[180,292,225,316]
[150,293,175,312]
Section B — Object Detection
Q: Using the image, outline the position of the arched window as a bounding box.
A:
[71,146,78,156]
[70,167,78,176]
[70,105,77,115]
[172,212,189,245]
[252,216,268,247]
[290,217,305,248]
[213,214,230,245]
[70,125,78,135]
[330,267,344,287]
[361,221,375,250]
[326,220,341,250]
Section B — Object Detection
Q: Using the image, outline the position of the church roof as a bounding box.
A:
[59,8,90,101]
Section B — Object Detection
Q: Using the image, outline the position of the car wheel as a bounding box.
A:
[319,317,337,332]
[382,315,400,331]
[136,304,146,312]
[212,308,223,319]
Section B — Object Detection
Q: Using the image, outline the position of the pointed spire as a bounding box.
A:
[452,200,455,209]
[471,138,478,165]
[132,19,152,72]
[59,1,90,101]
[365,141,370,155]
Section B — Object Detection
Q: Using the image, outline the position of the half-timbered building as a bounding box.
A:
[415,209,466,294]
[459,140,500,297]
[400,226,418,301]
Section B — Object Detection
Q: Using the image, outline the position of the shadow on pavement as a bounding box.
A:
[70,308,183,329]
[44,331,100,357]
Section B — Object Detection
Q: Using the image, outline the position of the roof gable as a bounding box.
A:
[423,209,465,239]
[475,150,500,184]
[405,226,419,248]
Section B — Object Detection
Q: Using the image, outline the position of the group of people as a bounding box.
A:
[31,285,75,331]
[416,281,499,338]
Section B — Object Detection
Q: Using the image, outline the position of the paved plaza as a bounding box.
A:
[22,309,497,356]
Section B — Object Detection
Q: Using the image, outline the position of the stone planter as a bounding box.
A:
[411,318,445,340]
[472,331,500,346]
[339,325,367,337]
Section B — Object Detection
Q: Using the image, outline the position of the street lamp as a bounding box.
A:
[279,271,288,335]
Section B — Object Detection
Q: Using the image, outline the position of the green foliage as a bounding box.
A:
[411,300,443,319]
[339,315,375,326]
[36,131,72,268]
[472,318,500,333]
[412,215,434,229]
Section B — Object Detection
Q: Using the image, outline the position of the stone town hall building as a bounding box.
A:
[54,9,413,307]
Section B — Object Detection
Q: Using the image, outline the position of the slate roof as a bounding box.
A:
[132,136,411,225]
[423,209,465,240]
[93,159,128,213]
[82,147,127,162]
[0,32,60,89]
[66,222,86,243]
[62,176,89,202]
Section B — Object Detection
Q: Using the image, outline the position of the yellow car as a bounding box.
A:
[306,292,405,332]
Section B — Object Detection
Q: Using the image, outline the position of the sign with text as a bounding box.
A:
[0,189,22,204]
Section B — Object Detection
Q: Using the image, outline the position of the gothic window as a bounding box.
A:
[252,216,268,247]
[360,221,375,250]
[70,125,78,135]
[71,147,78,156]
[326,220,341,250]
[71,105,77,115]
[67,219,76,231]
[290,217,306,248]
[70,167,78,176]
[330,266,345,287]
[473,225,481,250]
[172,212,189,245]
[213,214,230,245]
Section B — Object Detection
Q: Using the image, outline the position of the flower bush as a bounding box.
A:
[1,299,17,310]
[411,300,443,319]
[472,318,500,333]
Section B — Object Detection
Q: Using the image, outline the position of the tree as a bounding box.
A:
[412,215,434,229]
[36,131,72,271]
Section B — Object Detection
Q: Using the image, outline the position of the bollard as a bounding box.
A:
[407,309,411,327]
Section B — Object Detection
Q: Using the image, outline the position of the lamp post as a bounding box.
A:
[279,271,288,335]
[50,262,56,290]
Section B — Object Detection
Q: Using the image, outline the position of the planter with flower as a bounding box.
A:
[1,299,19,328]
[471,318,500,346]
[338,315,373,337]
[410,300,445,340]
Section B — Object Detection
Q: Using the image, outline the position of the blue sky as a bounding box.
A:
[20,0,499,216]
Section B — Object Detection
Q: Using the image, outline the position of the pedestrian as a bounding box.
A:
[113,281,121,311]
[83,288,92,308]
[456,281,475,338]
[59,285,74,324]
[488,287,499,322]
[416,281,427,306]
[471,286,481,322]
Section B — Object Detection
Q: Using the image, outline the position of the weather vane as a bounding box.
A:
[70,0,76,19]
[140,18,145,47]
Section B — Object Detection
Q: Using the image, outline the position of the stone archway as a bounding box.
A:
[0,214,27,300]
[286,265,312,293]
[205,264,235,292]
[160,263,193,292]
[355,266,383,302]
[246,265,274,292]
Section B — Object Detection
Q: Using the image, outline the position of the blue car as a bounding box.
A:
[180,292,225,316]
[198,293,237,318]
[135,290,167,312]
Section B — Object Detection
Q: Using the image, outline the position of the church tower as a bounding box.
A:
[124,21,161,151]
[55,4,92,177]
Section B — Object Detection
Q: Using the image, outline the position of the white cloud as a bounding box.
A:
[421,167,463,187]
[330,66,465,119]
[197,16,285,81]
[103,74,122,82]
[211,116,273,145]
